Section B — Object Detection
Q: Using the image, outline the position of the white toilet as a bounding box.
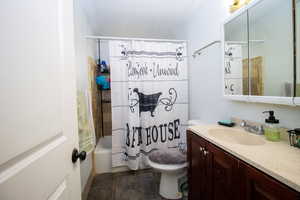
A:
[148,120,202,199]
[148,150,187,199]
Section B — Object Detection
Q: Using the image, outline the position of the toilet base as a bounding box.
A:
[159,171,186,199]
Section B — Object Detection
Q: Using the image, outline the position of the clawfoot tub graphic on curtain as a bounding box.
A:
[129,88,178,117]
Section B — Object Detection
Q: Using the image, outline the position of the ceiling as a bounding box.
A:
[79,0,204,39]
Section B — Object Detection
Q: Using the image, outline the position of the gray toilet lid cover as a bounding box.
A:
[148,148,186,165]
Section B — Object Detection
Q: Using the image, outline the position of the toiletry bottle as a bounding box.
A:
[263,111,280,142]
[100,61,108,73]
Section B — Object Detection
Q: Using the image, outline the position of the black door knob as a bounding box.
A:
[72,148,87,163]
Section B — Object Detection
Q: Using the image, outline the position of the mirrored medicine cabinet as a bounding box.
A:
[222,0,300,105]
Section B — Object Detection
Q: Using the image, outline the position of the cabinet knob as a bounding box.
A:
[199,147,204,152]
[204,150,209,156]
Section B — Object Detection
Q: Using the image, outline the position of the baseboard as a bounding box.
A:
[81,171,94,200]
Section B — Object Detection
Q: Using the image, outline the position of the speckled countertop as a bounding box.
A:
[188,125,300,192]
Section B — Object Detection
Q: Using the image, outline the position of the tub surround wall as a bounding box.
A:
[176,0,300,129]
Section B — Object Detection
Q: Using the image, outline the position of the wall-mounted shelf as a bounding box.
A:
[97,84,111,137]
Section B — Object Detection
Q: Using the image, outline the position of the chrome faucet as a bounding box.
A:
[240,120,264,135]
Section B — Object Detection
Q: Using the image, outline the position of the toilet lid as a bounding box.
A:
[148,149,186,165]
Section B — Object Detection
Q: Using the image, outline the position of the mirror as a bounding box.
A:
[248,0,294,97]
[224,0,295,98]
[296,0,300,97]
[224,12,248,95]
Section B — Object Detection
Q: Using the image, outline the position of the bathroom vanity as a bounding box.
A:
[187,126,300,200]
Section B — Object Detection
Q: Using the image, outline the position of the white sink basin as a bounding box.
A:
[208,128,266,146]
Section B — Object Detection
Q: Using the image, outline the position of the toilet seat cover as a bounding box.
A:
[148,149,186,165]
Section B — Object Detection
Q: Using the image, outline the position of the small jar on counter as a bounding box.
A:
[287,128,300,148]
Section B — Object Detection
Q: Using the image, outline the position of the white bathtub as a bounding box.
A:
[94,136,129,174]
[94,136,112,174]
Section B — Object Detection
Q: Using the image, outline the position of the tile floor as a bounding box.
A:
[87,169,165,200]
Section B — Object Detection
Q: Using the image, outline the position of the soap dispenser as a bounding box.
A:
[263,111,280,141]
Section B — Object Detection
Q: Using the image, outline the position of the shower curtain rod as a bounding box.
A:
[85,35,187,43]
[192,40,221,58]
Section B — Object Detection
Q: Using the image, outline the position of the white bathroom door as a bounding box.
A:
[0,0,82,200]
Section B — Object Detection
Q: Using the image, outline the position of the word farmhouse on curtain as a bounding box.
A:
[110,40,188,170]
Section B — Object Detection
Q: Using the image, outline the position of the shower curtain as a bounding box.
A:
[110,40,188,170]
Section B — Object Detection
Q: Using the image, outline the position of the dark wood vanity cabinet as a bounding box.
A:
[187,131,300,200]
[187,133,207,200]
[206,142,239,200]
[239,162,300,200]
